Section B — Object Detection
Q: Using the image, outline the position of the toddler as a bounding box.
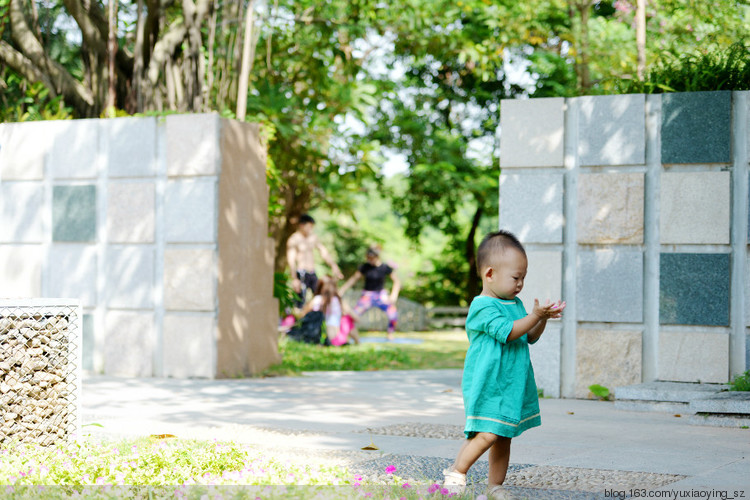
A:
[443,230,565,499]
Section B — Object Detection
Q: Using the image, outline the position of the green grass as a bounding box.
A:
[0,436,473,498]
[261,330,468,377]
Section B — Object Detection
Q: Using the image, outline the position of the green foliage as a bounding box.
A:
[729,370,750,392]
[273,272,298,316]
[0,437,347,487]
[616,42,750,94]
[588,384,611,400]
[0,71,72,122]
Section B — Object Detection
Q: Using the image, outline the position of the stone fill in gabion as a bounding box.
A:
[0,304,81,446]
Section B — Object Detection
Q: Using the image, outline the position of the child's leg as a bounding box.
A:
[373,290,398,339]
[450,432,499,474]
[353,292,374,316]
[488,436,512,486]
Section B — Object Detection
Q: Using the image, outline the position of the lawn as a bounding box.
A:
[261,330,468,377]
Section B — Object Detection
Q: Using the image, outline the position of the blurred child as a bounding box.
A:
[301,276,359,346]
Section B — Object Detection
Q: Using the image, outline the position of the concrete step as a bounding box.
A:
[614,381,727,404]
[614,382,750,427]
[689,391,750,414]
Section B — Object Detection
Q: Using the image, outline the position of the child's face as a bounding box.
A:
[482,247,528,300]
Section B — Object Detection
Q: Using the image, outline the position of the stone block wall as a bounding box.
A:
[500,91,748,398]
[0,114,280,378]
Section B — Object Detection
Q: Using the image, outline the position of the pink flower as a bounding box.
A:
[440,488,450,495]
[428,483,441,493]
[385,465,397,475]
[402,482,411,489]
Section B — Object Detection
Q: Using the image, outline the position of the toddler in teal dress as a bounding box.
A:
[443,230,565,499]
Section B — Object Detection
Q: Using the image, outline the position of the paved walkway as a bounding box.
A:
[81,370,750,496]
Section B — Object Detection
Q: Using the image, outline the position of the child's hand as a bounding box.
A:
[532,299,566,319]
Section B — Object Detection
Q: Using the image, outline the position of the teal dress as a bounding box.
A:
[462,295,541,439]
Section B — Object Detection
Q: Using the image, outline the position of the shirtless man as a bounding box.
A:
[286,214,343,306]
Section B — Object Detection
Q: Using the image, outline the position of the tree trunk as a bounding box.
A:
[236,0,256,121]
[464,204,483,303]
[636,0,646,80]
[577,1,593,90]
[106,0,118,117]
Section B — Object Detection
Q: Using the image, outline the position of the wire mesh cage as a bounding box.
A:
[0,300,82,447]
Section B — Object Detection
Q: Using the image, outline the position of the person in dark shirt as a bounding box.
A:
[339,245,401,340]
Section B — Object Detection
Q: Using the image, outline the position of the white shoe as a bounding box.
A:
[488,484,514,500]
[442,468,467,494]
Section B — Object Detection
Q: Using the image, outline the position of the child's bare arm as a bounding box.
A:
[507,299,566,342]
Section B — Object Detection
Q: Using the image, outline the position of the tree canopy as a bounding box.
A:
[1,0,748,304]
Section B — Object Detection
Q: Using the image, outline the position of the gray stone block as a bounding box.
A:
[659,331,729,383]
[614,400,690,414]
[1,183,45,242]
[500,97,565,168]
[0,121,51,180]
[577,249,643,323]
[660,171,730,245]
[105,246,155,309]
[578,94,646,166]
[48,245,98,308]
[499,173,564,243]
[165,179,217,243]
[530,324,560,398]
[0,246,43,297]
[162,314,215,378]
[107,181,155,243]
[577,172,644,244]
[166,114,220,176]
[614,381,726,403]
[49,119,100,179]
[104,311,154,377]
[53,185,97,242]
[688,413,750,428]
[106,117,157,178]
[662,91,732,164]
[660,253,730,326]
[689,392,750,414]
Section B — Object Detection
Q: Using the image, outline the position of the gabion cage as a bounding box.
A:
[0,299,82,446]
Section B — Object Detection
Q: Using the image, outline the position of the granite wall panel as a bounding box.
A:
[499,173,564,243]
[662,91,732,164]
[165,179,216,243]
[577,172,644,244]
[166,114,220,177]
[660,253,730,326]
[659,331,729,383]
[107,182,155,243]
[577,249,644,323]
[1,183,45,243]
[162,314,215,378]
[578,94,645,166]
[164,248,216,311]
[47,245,97,308]
[52,185,97,242]
[106,117,157,178]
[0,246,43,297]
[105,246,155,309]
[104,311,154,377]
[660,171,730,245]
[49,119,99,179]
[530,324,561,398]
[576,329,642,399]
[500,98,565,168]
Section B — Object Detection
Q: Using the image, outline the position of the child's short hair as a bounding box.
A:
[476,230,526,275]
[299,214,315,225]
